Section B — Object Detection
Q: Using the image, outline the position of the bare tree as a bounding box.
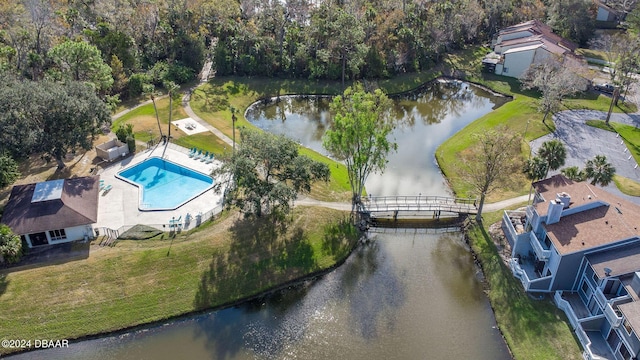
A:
[459,126,521,222]
[520,59,589,123]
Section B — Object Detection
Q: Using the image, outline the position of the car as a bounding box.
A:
[594,83,615,94]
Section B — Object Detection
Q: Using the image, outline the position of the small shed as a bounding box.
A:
[96,139,129,161]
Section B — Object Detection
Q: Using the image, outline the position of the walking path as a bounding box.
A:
[295,194,530,213]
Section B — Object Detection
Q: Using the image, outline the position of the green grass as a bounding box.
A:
[470,211,582,360]
[111,97,188,141]
[436,75,552,202]
[0,207,358,354]
[613,175,640,196]
[172,132,228,155]
[576,48,607,61]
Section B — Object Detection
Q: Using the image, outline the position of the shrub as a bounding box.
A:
[0,154,20,189]
[0,224,22,264]
[115,123,134,143]
[127,73,149,99]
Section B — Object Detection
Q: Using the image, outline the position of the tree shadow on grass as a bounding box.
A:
[193,214,319,359]
[194,213,318,310]
[476,224,577,354]
[0,274,8,297]
[321,217,359,262]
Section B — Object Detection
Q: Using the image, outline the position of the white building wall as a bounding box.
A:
[502,50,536,78]
[25,224,93,247]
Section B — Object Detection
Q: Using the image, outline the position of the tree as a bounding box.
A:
[212,128,330,218]
[523,156,549,183]
[547,0,594,45]
[163,80,179,142]
[459,126,521,222]
[0,153,20,188]
[537,139,567,178]
[560,166,586,181]
[48,40,114,93]
[0,224,22,264]
[523,155,549,202]
[585,155,616,186]
[143,83,163,140]
[0,79,112,169]
[322,83,396,211]
[520,60,589,123]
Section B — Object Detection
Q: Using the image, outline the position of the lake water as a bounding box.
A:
[9,81,511,360]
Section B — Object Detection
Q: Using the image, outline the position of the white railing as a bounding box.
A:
[510,258,530,291]
[594,287,608,309]
[554,291,598,360]
[503,212,517,242]
[529,232,551,260]
[555,291,579,329]
[604,303,623,328]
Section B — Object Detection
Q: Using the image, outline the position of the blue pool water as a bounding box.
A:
[117,157,213,210]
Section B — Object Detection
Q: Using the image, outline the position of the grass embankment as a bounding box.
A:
[0,207,359,355]
[470,211,582,360]
[436,74,551,201]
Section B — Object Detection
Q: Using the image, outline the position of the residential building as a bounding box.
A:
[503,175,640,359]
[482,20,580,78]
[1,177,100,248]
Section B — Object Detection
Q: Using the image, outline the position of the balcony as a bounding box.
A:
[510,258,532,291]
[604,303,623,328]
[529,232,550,261]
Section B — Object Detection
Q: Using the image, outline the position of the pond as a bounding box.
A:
[9,80,511,360]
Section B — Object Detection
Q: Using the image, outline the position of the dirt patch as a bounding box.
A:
[0,134,112,208]
[488,219,513,267]
[119,225,163,240]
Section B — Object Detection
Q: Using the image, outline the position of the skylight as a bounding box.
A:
[31,179,64,203]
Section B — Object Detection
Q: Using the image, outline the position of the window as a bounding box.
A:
[619,343,631,360]
[503,67,509,73]
[592,272,599,286]
[29,232,48,246]
[624,319,633,335]
[49,229,67,241]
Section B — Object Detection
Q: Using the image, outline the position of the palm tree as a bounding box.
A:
[537,139,566,178]
[163,81,179,141]
[585,155,616,186]
[560,166,586,181]
[523,156,548,202]
[143,84,163,142]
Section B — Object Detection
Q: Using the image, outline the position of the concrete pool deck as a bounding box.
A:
[94,143,225,231]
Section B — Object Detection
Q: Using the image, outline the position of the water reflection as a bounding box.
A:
[7,81,512,360]
[246,81,508,197]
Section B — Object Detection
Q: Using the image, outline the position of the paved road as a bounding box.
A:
[531,106,640,205]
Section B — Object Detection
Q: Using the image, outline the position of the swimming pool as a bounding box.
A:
[116,157,214,210]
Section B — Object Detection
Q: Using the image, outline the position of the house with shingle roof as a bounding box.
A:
[483,20,581,78]
[1,176,100,248]
[503,174,640,359]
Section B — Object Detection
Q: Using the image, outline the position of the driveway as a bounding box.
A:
[530,105,640,205]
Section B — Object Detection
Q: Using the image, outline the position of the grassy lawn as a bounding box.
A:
[613,175,640,196]
[0,207,359,354]
[471,211,582,360]
[111,97,188,143]
[436,74,551,201]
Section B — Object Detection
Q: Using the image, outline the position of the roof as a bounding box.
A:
[503,43,544,54]
[496,20,578,52]
[619,301,640,337]
[1,176,100,234]
[533,175,640,255]
[587,244,640,278]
